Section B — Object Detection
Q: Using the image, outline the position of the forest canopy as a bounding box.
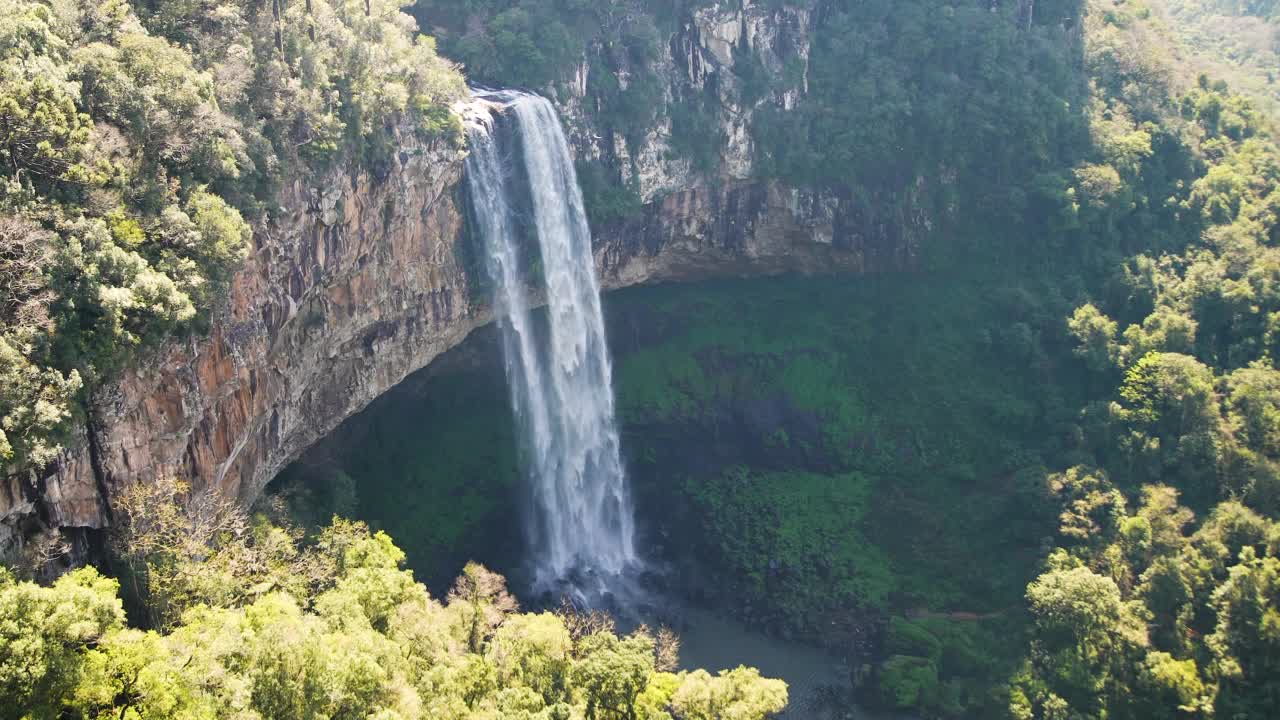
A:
[1,476,788,720]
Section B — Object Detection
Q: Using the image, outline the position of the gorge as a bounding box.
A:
[0,88,899,566]
[6,0,1280,717]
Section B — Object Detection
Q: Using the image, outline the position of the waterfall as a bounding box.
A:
[463,90,637,595]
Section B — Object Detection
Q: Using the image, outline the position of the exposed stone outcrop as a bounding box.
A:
[558,0,816,202]
[597,181,921,287]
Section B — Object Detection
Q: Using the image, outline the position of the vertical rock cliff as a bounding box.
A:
[554,0,937,269]
[2,130,477,555]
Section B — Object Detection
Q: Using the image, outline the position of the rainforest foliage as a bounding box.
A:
[1000,2,1280,717]
[0,477,786,720]
[606,276,1062,719]
[0,0,464,468]
[1152,0,1280,113]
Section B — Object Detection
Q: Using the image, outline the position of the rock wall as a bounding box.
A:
[1,129,475,557]
[596,180,920,287]
[0,2,930,559]
[559,0,939,270]
[557,0,817,202]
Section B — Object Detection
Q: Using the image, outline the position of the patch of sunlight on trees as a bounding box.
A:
[1,475,787,719]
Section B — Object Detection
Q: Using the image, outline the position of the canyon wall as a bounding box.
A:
[0,1,933,557]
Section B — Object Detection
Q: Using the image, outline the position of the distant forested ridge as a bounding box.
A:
[1153,0,1280,113]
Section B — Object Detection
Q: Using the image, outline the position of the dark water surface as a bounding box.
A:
[675,607,908,720]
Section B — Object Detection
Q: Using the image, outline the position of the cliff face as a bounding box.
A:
[1,130,475,556]
[565,0,936,278]
[0,2,927,557]
[596,180,921,287]
[555,1,816,200]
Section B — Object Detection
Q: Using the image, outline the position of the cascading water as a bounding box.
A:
[463,90,637,597]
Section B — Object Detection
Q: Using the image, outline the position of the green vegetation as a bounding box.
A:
[605,275,1062,718]
[990,2,1280,714]
[0,0,464,468]
[1008,481,1280,719]
[608,275,1069,621]
[685,468,893,614]
[1152,0,1280,113]
[9,0,1280,717]
[753,0,1085,235]
[1,476,787,719]
[329,1,1280,715]
[272,366,522,588]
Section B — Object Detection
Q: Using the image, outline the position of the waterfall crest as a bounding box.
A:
[463,90,637,595]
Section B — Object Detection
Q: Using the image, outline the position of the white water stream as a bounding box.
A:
[464,90,637,595]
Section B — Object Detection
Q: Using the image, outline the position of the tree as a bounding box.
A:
[111,475,317,630]
[1122,307,1199,360]
[1138,554,1198,655]
[668,666,788,720]
[1137,651,1210,717]
[0,567,123,714]
[113,475,250,629]
[1226,365,1280,456]
[1115,353,1227,505]
[573,631,654,720]
[1069,303,1121,373]
[1022,566,1135,717]
[1048,466,1127,548]
[446,561,518,653]
[654,626,680,674]
[488,612,573,705]
[1207,548,1280,717]
[1137,485,1195,557]
[4,516,790,718]
[0,0,95,192]
[0,0,465,471]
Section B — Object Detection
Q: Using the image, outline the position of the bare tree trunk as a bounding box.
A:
[272,0,284,56]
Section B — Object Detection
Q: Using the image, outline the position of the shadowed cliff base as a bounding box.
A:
[268,269,1062,717]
